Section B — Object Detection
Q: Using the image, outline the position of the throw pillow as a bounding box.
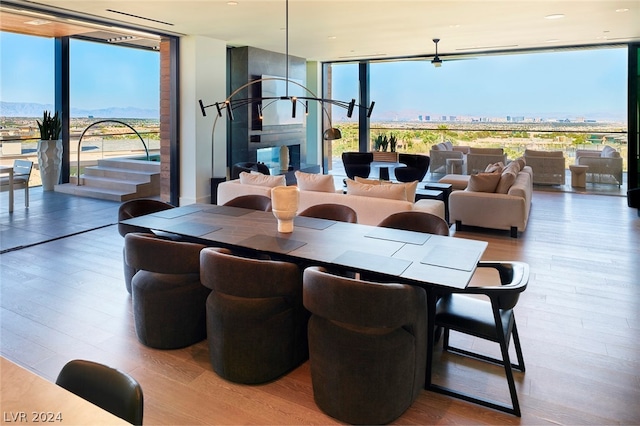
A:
[514,156,526,170]
[354,177,418,201]
[239,171,286,188]
[355,176,384,185]
[465,172,501,193]
[346,179,408,201]
[295,171,336,193]
[484,162,505,173]
[496,170,517,194]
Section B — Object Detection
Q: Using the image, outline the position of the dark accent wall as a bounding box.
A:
[228,46,310,170]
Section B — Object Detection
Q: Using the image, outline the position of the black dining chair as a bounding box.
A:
[394,153,430,183]
[56,359,144,425]
[125,233,210,349]
[117,198,176,294]
[298,203,358,223]
[223,194,272,211]
[341,152,373,180]
[433,261,529,416]
[377,211,450,236]
[303,266,427,424]
[200,247,309,384]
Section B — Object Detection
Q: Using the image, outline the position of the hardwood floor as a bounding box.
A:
[1,188,639,425]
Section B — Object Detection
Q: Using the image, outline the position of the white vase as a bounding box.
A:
[279,145,290,171]
[37,139,63,191]
[271,186,299,233]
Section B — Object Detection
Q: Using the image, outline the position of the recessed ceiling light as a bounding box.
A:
[615,8,629,12]
[544,14,565,20]
[449,24,460,28]
[328,36,337,40]
[227,1,238,5]
[25,19,51,26]
[546,39,560,43]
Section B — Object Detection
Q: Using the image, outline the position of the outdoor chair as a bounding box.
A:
[56,359,144,425]
[0,159,33,208]
[433,261,529,416]
[303,266,427,424]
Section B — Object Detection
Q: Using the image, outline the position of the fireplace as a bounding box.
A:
[256,144,300,175]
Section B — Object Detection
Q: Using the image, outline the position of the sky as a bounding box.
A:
[0,31,160,112]
[0,30,628,122]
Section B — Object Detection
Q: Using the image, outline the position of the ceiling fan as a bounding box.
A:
[431,38,444,67]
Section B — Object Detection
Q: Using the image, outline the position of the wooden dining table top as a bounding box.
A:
[1,357,128,425]
[121,203,488,290]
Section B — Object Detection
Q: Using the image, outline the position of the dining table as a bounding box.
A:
[1,165,14,213]
[0,357,128,425]
[120,203,489,389]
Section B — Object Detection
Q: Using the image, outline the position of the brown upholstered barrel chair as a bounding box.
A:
[303,266,427,425]
[199,247,309,384]
[118,199,175,294]
[378,210,450,236]
[298,203,358,223]
[56,359,144,425]
[223,194,272,211]
[125,233,210,349]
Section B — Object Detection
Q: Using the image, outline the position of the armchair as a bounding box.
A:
[575,146,623,186]
[523,149,566,185]
[429,141,469,176]
[466,147,508,175]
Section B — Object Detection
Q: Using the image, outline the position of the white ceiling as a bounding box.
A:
[5,1,640,61]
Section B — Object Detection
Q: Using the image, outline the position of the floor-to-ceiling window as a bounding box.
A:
[0,32,54,187]
[326,46,629,189]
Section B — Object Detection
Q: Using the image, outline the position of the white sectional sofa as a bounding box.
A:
[217,172,445,226]
[448,160,533,238]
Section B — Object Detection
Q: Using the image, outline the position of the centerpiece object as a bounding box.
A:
[271,186,299,233]
[36,110,63,191]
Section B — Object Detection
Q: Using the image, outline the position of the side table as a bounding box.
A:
[423,182,452,223]
[569,165,588,188]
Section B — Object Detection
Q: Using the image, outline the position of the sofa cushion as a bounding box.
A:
[465,172,501,193]
[496,170,517,194]
[295,171,336,193]
[346,179,408,201]
[354,177,419,202]
[601,145,620,158]
[239,172,286,188]
[484,162,505,173]
[469,147,503,155]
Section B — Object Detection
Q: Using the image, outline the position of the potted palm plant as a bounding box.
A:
[36,110,63,191]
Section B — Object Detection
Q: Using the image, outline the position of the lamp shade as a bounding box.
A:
[323,128,342,140]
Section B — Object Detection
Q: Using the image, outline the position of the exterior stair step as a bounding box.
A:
[53,157,161,202]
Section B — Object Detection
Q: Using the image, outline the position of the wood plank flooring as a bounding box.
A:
[1,189,639,425]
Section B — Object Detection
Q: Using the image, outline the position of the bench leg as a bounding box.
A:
[510,226,518,238]
[455,220,462,231]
